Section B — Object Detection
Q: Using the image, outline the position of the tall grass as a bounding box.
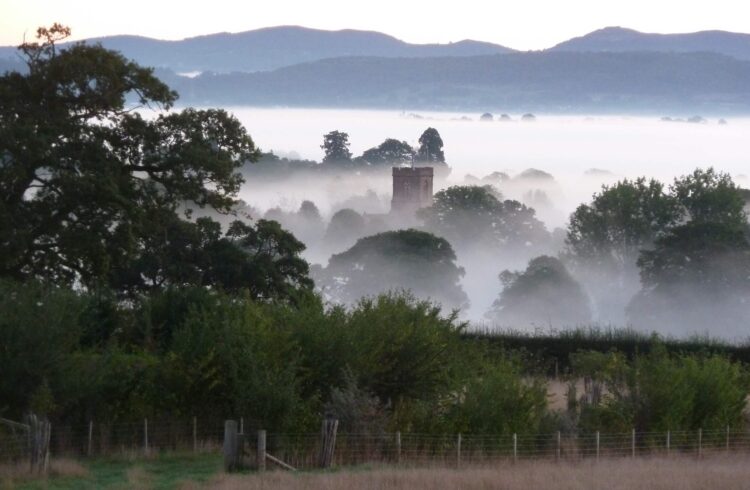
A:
[203,456,750,490]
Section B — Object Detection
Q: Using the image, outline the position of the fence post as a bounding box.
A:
[144,418,149,455]
[456,433,462,468]
[192,416,197,453]
[666,430,670,456]
[318,416,338,469]
[513,433,517,463]
[556,431,561,461]
[395,431,401,464]
[257,430,266,471]
[726,425,730,452]
[87,420,93,457]
[27,414,51,474]
[698,428,702,458]
[223,420,239,472]
[240,417,244,435]
[596,431,600,461]
[631,428,635,458]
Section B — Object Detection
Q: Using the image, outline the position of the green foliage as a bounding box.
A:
[671,168,747,227]
[0,26,260,290]
[0,280,86,418]
[571,347,749,433]
[447,360,549,435]
[487,255,591,327]
[360,138,414,166]
[418,185,549,251]
[566,177,679,269]
[320,130,352,164]
[415,127,446,164]
[319,229,469,310]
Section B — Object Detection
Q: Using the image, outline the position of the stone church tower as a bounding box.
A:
[391,167,433,213]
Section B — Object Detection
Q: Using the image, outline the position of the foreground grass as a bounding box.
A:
[6,454,750,489]
[210,456,750,490]
[2,453,221,490]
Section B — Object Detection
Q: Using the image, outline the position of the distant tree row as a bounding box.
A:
[321,128,449,170]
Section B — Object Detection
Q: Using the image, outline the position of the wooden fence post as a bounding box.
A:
[456,433,462,467]
[596,431,600,461]
[27,414,51,474]
[513,433,517,463]
[223,420,239,472]
[698,428,702,458]
[144,418,149,455]
[726,425,730,452]
[395,431,401,464]
[318,417,338,469]
[666,430,670,456]
[192,417,197,453]
[556,431,561,461]
[257,430,266,471]
[631,429,635,458]
[240,417,244,435]
[87,420,93,457]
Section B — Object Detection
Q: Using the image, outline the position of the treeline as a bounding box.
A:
[2,281,747,437]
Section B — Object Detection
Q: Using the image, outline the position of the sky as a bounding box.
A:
[2,0,750,49]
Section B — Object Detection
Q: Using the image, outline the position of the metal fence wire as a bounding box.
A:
[2,419,750,470]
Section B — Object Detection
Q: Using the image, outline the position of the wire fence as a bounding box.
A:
[3,419,750,470]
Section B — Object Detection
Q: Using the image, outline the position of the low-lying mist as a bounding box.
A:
[214,107,750,340]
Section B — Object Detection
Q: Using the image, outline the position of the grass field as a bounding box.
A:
[4,454,750,489]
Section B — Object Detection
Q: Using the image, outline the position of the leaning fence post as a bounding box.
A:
[456,433,462,467]
[257,430,266,471]
[513,433,517,463]
[144,418,149,455]
[87,420,93,457]
[192,416,197,453]
[395,431,401,464]
[631,428,635,458]
[556,431,561,461]
[596,431,600,461]
[698,428,702,458]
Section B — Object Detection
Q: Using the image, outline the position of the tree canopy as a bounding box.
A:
[418,185,549,251]
[321,130,352,164]
[415,127,446,164]
[0,25,323,300]
[317,229,468,311]
[487,255,592,327]
[360,138,414,166]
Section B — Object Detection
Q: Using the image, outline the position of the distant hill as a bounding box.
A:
[0,26,514,74]
[169,51,750,113]
[551,27,750,61]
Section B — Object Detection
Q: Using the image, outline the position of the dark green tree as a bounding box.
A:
[415,128,446,164]
[418,185,549,251]
[565,178,680,323]
[111,214,313,301]
[627,222,750,334]
[0,25,259,288]
[318,229,468,311]
[671,167,747,227]
[321,130,352,164]
[486,255,591,327]
[360,138,414,166]
[566,178,680,268]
